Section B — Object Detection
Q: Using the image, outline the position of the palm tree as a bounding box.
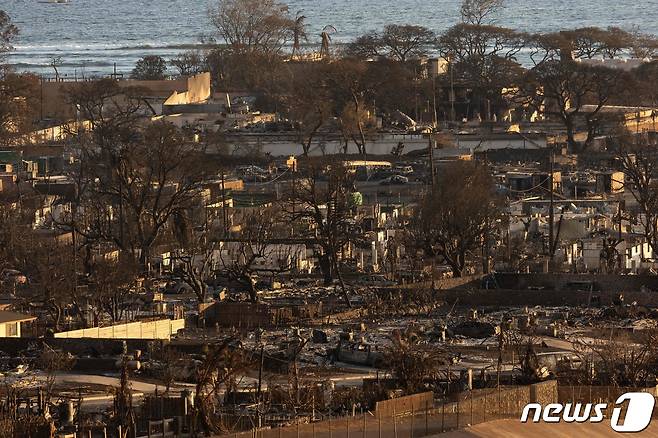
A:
[320,25,337,60]
[291,11,308,60]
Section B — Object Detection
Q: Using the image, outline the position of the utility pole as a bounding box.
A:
[221,171,228,237]
[39,75,44,121]
[292,164,297,222]
[450,61,456,123]
[618,200,623,242]
[428,74,438,191]
[118,168,124,250]
[482,155,490,274]
[428,133,435,190]
[257,344,264,429]
[548,147,555,270]
[432,71,438,131]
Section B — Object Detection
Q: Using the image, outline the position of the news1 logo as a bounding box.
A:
[521,392,656,433]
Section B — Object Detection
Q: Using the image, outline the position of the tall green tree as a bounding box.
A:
[131,55,167,80]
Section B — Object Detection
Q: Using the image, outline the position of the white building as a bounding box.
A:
[0,311,36,337]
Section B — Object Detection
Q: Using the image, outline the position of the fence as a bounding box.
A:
[110,381,658,438]
[557,385,658,404]
[222,382,558,438]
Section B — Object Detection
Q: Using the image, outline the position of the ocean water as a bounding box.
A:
[1,0,656,76]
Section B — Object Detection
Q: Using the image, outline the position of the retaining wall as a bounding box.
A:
[375,392,434,418]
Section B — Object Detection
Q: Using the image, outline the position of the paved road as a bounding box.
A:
[53,373,172,394]
[47,373,196,412]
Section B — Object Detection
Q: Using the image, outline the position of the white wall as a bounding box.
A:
[54,319,185,340]
[213,133,548,157]
[0,322,20,338]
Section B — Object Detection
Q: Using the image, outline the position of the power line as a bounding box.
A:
[250,167,292,186]
[504,176,551,193]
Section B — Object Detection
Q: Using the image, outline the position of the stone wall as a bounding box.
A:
[202,302,322,328]
[375,392,434,418]
[557,385,658,404]
[442,287,658,308]
[492,273,658,292]
[441,288,588,307]
[201,302,286,328]
[444,381,558,416]
[396,275,483,291]
[531,380,560,405]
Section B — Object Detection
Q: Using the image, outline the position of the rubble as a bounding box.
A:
[450,321,498,339]
[312,329,328,343]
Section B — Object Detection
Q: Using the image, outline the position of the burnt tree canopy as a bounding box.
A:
[411,162,502,277]
[345,25,436,62]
